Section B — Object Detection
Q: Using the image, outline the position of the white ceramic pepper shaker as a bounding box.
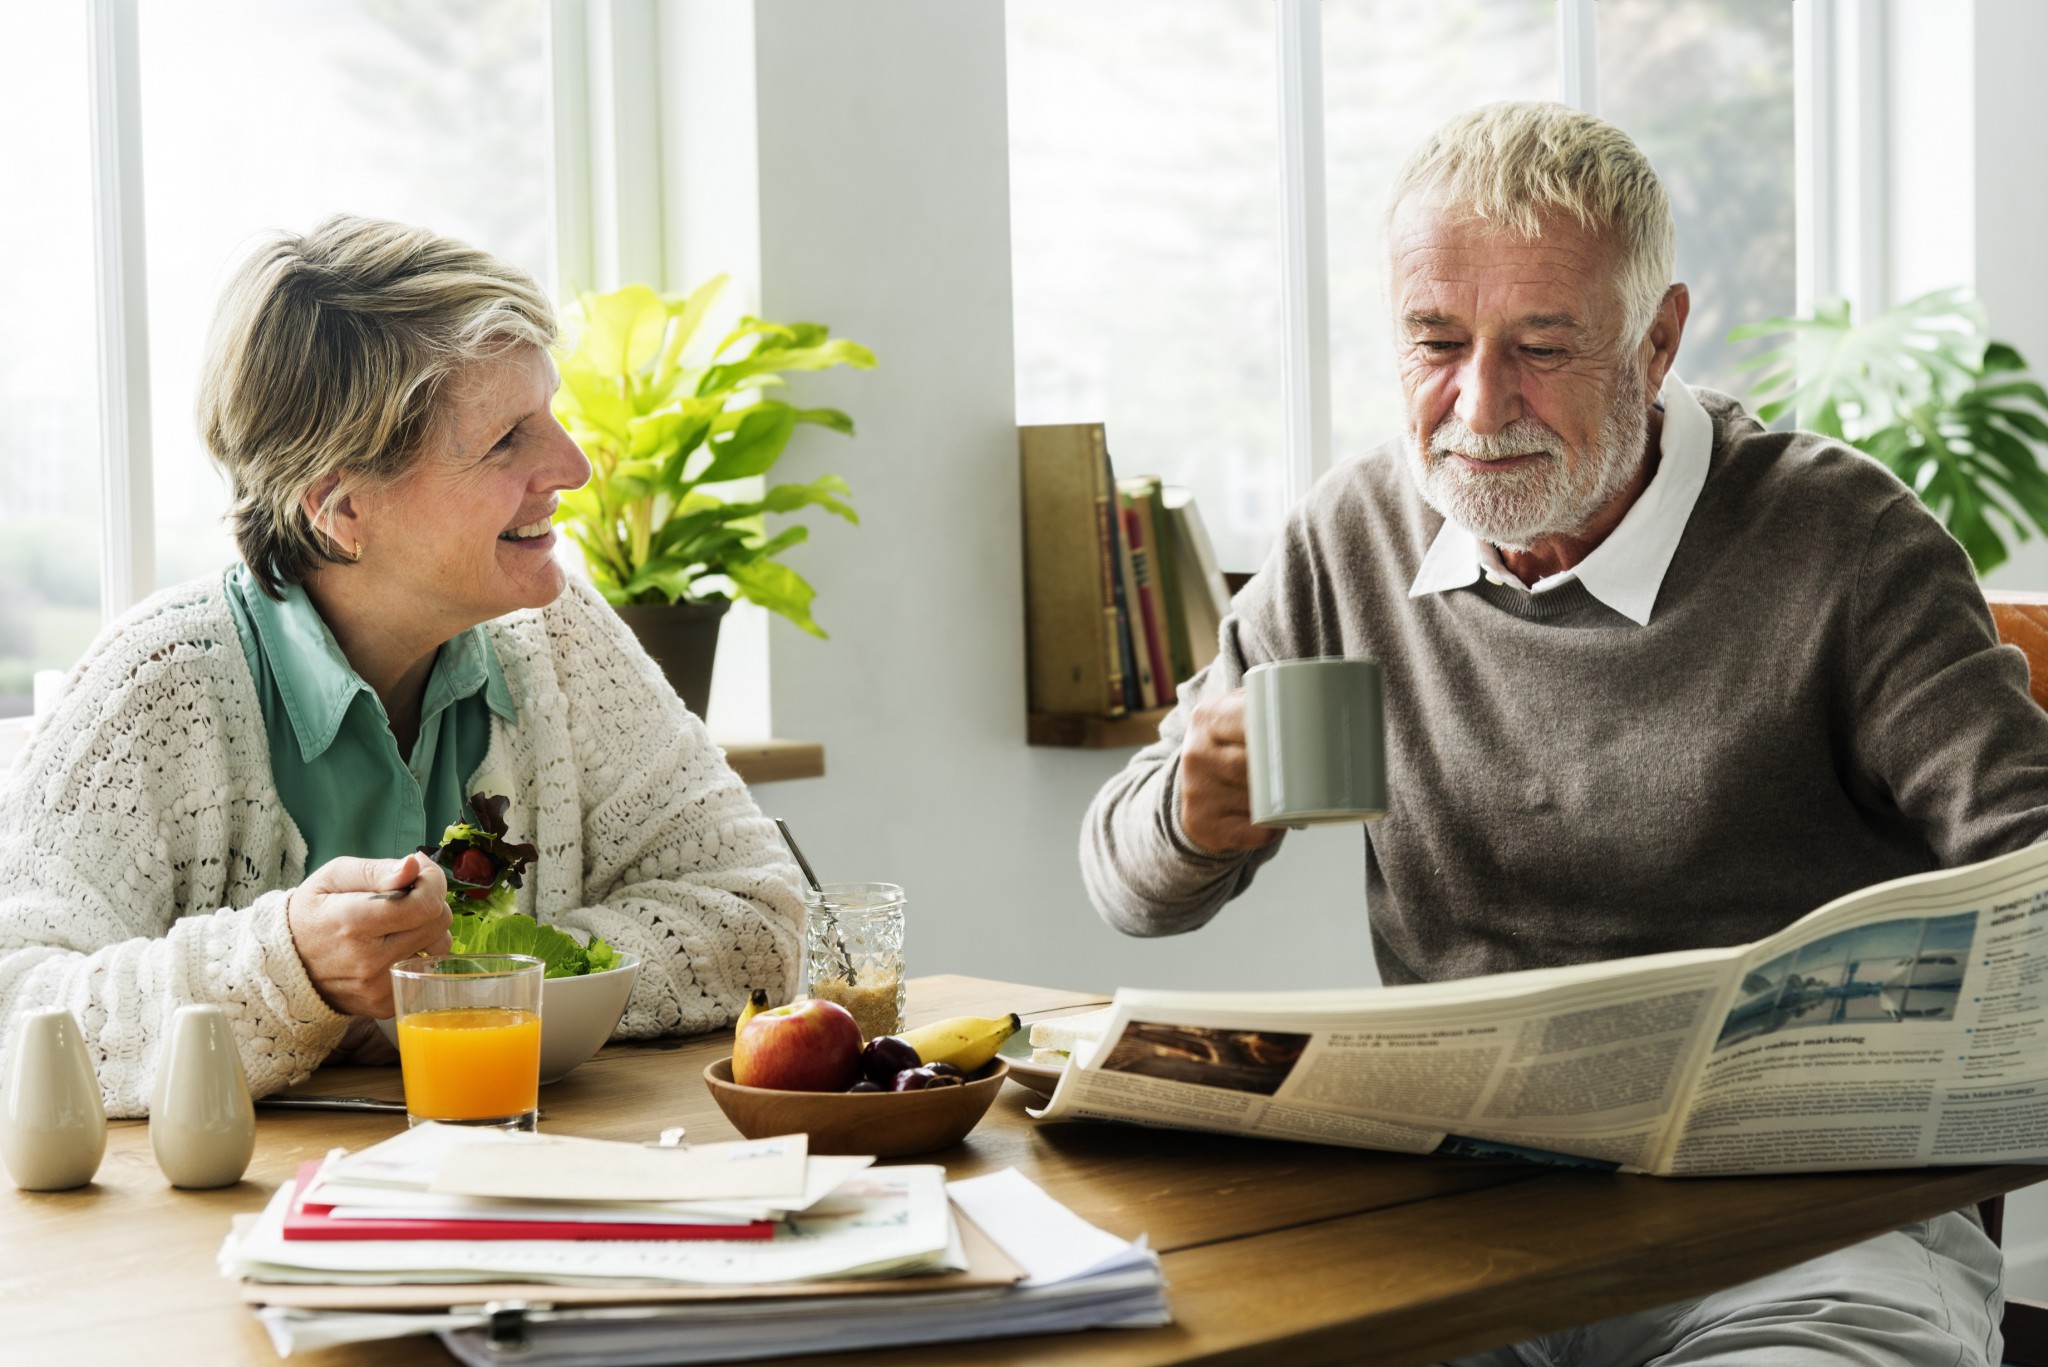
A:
[0,1007,108,1191]
[149,1004,255,1189]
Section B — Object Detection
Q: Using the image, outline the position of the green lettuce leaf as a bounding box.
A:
[582,938,622,975]
[447,910,622,980]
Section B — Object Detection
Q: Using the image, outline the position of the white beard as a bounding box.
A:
[1406,379,1652,551]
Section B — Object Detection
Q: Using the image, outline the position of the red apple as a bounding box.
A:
[731,999,864,1091]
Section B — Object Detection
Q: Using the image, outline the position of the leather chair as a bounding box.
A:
[1986,590,2048,1365]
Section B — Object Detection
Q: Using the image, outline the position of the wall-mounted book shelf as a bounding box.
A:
[1026,707,1174,750]
[1020,420,1243,751]
[722,739,825,783]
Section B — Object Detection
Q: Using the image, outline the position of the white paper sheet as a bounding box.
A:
[946,1167,1144,1287]
[225,1166,957,1287]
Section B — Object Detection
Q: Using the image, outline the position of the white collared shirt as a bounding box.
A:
[1406,371,1711,626]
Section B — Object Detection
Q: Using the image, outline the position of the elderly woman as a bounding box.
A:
[0,216,804,1115]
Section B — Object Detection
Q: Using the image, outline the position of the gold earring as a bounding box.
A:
[349,540,363,564]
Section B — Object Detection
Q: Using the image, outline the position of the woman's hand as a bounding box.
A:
[286,852,451,1019]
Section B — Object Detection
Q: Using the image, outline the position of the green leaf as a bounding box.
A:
[651,274,728,389]
[792,406,856,435]
[727,558,827,637]
[1732,289,2048,575]
[451,913,587,978]
[620,557,705,605]
[702,337,879,394]
[761,475,859,524]
[745,525,809,562]
[606,459,660,502]
[554,355,634,441]
[575,284,669,379]
[696,403,799,485]
[627,406,714,463]
[583,938,622,975]
[1731,289,1986,439]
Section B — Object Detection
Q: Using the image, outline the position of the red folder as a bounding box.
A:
[282,1160,776,1243]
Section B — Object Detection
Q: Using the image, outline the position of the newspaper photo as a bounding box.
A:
[1033,843,2048,1175]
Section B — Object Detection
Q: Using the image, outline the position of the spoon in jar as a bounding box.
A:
[774,818,856,985]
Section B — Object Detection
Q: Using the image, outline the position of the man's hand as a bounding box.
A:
[1178,689,1282,855]
[286,852,451,1019]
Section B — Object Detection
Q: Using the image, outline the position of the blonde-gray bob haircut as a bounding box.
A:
[1388,101,1676,346]
[198,214,556,598]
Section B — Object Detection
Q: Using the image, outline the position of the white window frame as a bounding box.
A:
[55,0,1890,701]
[87,0,154,621]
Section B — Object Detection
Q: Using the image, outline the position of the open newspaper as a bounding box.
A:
[1036,843,2048,1175]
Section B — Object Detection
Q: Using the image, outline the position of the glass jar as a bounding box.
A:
[802,881,906,1041]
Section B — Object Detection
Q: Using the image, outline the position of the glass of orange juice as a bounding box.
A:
[391,954,544,1131]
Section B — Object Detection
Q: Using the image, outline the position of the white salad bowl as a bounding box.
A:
[377,951,641,1085]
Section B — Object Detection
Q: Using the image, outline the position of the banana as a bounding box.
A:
[735,988,771,1033]
[900,1013,1021,1073]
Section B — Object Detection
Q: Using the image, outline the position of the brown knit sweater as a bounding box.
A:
[1081,390,2048,985]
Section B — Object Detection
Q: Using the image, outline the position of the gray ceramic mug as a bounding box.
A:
[1243,658,1388,828]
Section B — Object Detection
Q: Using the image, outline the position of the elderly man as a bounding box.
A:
[1083,102,2048,1366]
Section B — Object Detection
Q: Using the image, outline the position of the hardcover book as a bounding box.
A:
[1019,424,1127,717]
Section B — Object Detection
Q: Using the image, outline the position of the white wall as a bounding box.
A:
[740,0,1378,997]
[1976,0,2048,596]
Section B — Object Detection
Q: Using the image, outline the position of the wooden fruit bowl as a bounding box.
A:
[702,1057,1009,1157]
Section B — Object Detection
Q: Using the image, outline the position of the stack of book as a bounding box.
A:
[1020,423,1235,723]
[220,1124,1168,1363]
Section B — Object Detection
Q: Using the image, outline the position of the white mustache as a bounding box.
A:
[1430,416,1568,463]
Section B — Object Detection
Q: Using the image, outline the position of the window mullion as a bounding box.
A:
[1556,0,1599,113]
[1275,0,1332,511]
[86,0,154,618]
[1841,0,1888,321]
[547,0,596,301]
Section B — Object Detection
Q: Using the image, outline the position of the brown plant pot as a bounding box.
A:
[613,598,732,719]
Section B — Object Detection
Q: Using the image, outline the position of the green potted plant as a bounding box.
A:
[551,277,877,714]
[1731,287,2048,574]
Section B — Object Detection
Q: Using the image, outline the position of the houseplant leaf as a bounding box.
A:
[553,280,874,665]
[726,558,826,637]
[696,403,800,485]
[1735,289,2048,574]
[579,284,670,380]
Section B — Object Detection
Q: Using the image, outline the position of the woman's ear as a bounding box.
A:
[300,473,361,555]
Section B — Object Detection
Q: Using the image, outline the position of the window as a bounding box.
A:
[136,0,553,591]
[0,5,100,717]
[1599,0,1796,399]
[1006,0,1805,574]
[1321,0,1555,469]
[1006,0,1285,576]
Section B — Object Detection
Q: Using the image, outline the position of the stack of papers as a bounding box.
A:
[223,1129,1169,1361]
[270,1124,858,1247]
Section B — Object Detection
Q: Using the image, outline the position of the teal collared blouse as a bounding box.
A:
[223,564,517,872]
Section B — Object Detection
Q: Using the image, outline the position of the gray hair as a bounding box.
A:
[1388,101,1676,345]
[197,214,556,597]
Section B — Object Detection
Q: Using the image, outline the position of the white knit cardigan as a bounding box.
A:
[0,573,805,1116]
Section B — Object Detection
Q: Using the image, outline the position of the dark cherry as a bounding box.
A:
[924,1062,964,1080]
[860,1035,921,1086]
[891,1065,966,1092]
[846,1080,883,1093]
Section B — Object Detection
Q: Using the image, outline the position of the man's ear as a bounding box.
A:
[1642,283,1690,395]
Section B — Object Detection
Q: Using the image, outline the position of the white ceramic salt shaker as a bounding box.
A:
[149,1004,255,1189]
[0,1007,108,1191]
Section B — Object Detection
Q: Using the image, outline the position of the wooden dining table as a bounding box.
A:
[7,973,2046,1367]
